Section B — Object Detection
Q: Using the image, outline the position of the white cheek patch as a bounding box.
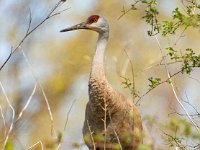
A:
[96,18,104,26]
[90,22,98,27]
[90,18,105,28]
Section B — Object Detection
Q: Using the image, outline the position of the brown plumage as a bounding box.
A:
[61,15,143,150]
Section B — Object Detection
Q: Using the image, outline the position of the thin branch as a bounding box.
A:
[118,6,133,20]
[168,93,199,119]
[135,70,182,105]
[21,50,56,137]
[0,48,13,71]
[58,98,77,148]
[64,99,77,130]
[0,105,6,138]
[143,58,182,71]
[87,120,96,150]
[169,91,200,119]
[99,104,108,149]
[0,81,15,149]
[26,8,32,35]
[172,27,187,47]
[15,83,37,122]
[28,140,44,150]
[55,143,61,150]
[184,92,200,116]
[160,60,183,66]
[103,99,107,150]
[41,87,56,137]
[108,111,122,150]
[123,49,136,99]
[168,97,200,119]
[188,76,200,85]
[50,7,71,17]
[169,111,200,118]
[143,27,187,71]
[118,0,140,20]
[0,0,67,71]
[154,35,200,133]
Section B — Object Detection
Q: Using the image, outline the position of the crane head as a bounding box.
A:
[60,15,109,33]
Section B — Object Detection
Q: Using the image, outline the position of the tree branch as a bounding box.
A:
[0,0,68,71]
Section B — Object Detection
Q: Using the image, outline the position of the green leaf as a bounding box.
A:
[148,77,161,89]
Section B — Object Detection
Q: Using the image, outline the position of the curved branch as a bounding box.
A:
[0,0,67,71]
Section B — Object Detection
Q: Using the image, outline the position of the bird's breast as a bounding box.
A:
[88,77,109,103]
[88,77,124,117]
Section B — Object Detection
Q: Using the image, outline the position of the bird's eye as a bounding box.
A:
[87,15,100,24]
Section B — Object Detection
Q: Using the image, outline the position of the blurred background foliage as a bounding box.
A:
[0,0,200,149]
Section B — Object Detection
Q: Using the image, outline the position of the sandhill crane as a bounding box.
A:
[60,15,143,150]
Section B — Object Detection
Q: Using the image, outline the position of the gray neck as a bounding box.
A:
[90,31,109,80]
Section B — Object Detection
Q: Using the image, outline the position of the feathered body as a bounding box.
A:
[83,78,143,149]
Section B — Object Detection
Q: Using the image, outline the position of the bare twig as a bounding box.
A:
[102,100,108,150]
[26,8,32,35]
[0,0,67,71]
[57,98,77,148]
[160,60,183,66]
[169,111,200,119]
[50,7,71,17]
[55,143,61,150]
[108,111,122,150]
[104,110,107,150]
[135,70,182,105]
[184,92,200,115]
[15,83,37,122]
[0,48,13,71]
[143,58,182,71]
[118,6,133,20]
[28,140,44,150]
[169,91,200,119]
[87,120,96,150]
[123,49,136,99]
[41,87,56,137]
[21,50,56,137]
[64,99,77,130]
[0,105,6,138]
[0,81,15,149]
[118,0,140,20]
[172,27,187,47]
[188,76,200,85]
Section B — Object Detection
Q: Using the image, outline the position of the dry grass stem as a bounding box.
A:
[15,83,37,122]
[103,100,107,150]
[87,120,96,150]
[0,105,6,138]
[22,50,56,137]
[0,81,16,150]
[64,99,77,130]
[28,140,44,150]
[108,111,123,150]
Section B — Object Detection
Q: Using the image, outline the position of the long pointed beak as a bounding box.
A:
[60,22,88,32]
